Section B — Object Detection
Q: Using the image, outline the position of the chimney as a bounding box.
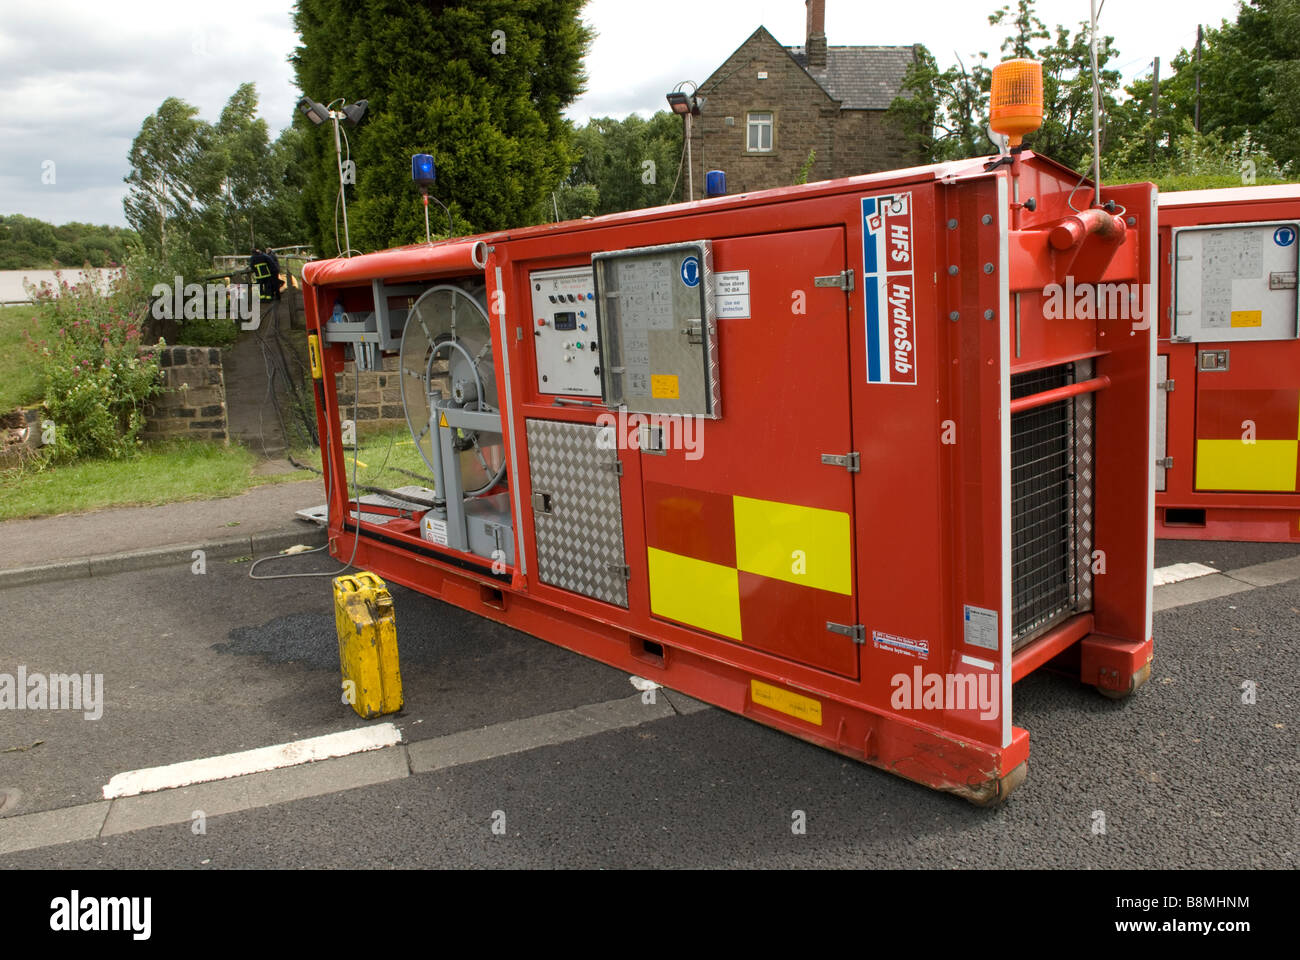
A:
[805,0,827,68]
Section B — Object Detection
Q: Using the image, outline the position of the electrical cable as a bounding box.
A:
[426,193,454,239]
[249,359,364,580]
[667,133,687,204]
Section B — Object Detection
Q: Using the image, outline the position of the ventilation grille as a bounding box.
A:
[1010,362,1094,648]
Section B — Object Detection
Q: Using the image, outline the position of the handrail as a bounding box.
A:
[1009,375,1111,414]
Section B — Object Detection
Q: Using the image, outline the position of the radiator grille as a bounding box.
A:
[1010,362,1094,647]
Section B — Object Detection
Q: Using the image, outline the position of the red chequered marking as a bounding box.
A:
[643,482,736,569]
[737,571,858,679]
[1197,389,1299,441]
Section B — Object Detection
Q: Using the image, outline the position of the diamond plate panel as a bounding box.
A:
[526,418,628,607]
[1073,359,1095,611]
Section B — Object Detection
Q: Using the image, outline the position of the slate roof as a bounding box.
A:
[787,45,918,111]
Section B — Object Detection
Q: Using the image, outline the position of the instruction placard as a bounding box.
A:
[963,604,1000,651]
[715,270,750,318]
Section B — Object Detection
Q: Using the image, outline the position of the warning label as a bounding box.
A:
[714,270,750,318]
[422,516,449,546]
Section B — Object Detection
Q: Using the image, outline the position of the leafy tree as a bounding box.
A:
[886,46,991,161]
[216,83,273,250]
[1031,21,1121,170]
[123,86,309,268]
[291,0,593,254]
[0,216,137,269]
[1149,0,1300,171]
[990,0,1050,58]
[123,97,223,268]
[555,112,684,218]
[1103,1,1297,183]
[887,0,1122,170]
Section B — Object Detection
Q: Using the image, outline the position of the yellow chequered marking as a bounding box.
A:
[1196,439,1299,492]
[733,495,852,596]
[750,680,822,726]
[647,547,742,640]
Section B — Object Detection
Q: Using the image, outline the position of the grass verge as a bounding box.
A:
[0,440,310,521]
[292,424,437,497]
[0,304,45,414]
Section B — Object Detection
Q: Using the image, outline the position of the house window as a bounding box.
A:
[747,112,773,152]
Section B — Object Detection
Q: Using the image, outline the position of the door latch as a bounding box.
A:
[821,452,860,472]
[1199,350,1230,372]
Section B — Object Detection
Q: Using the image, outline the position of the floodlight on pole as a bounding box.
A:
[297,97,330,126]
[300,94,369,257]
[666,81,702,201]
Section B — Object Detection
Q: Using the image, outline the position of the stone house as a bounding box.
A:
[688,0,924,195]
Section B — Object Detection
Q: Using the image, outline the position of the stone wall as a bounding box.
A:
[334,355,406,431]
[142,346,228,444]
[834,109,926,178]
[692,28,838,195]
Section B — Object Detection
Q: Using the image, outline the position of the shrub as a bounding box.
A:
[26,270,163,462]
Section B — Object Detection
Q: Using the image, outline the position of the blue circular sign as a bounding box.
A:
[680,256,700,287]
[1275,226,1296,247]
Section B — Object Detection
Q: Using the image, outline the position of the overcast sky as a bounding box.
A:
[0,0,1243,229]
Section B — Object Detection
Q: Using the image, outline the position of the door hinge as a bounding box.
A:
[821,452,860,472]
[814,269,854,291]
[1158,379,1175,392]
[602,458,624,476]
[827,622,865,643]
[1156,456,1174,469]
[607,562,631,580]
[1170,335,1191,343]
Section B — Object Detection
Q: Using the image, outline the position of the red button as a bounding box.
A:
[537,317,547,326]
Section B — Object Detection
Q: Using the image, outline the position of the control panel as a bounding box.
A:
[529,266,602,397]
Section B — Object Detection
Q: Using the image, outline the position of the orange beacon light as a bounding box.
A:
[990,58,1044,148]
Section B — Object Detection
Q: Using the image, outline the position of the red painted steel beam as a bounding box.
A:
[1011,612,1093,682]
[1009,375,1111,414]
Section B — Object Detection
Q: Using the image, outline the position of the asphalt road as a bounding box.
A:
[0,539,1296,868]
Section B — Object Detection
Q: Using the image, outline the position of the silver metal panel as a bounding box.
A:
[1155,354,1168,492]
[466,493,515,566]
[1172,221,1300,342]
[594,240,720,418]
[525,418,628,608]
[529,265,601,396]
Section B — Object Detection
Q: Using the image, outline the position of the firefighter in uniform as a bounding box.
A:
[249,247,281,302]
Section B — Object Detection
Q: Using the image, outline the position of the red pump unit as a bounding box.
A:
[1155,185,1300,541]
[303,151,1157,804]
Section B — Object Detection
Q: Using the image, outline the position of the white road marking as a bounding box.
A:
[101,724,403,799]
[1153,562,1220,587]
